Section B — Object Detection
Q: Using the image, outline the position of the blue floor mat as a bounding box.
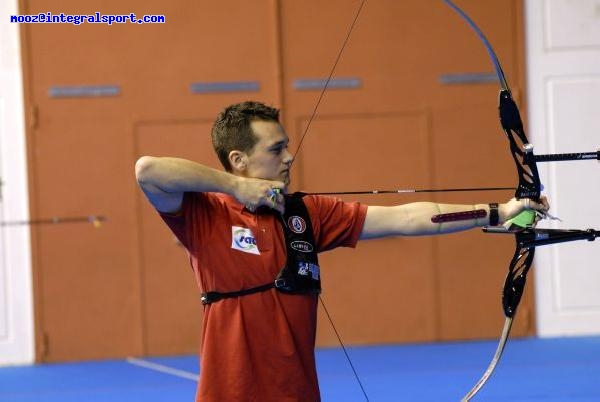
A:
[1,336,599,401]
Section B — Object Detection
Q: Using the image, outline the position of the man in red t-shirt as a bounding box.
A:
[135,101,549,402]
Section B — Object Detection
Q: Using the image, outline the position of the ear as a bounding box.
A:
[228,150,247,172]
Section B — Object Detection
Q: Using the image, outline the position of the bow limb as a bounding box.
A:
[460,240,534,401]
[443,0,542,223]
[461,317,513,402]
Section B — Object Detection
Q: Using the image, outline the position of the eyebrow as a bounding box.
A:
[268,139,288,149]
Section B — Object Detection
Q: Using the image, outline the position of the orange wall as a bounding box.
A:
[19,0,532,362]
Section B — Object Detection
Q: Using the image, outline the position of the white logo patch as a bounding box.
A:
[288,216,307,234]
[231,226,260,255]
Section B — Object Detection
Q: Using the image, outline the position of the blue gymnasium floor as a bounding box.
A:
[1,336,599,401]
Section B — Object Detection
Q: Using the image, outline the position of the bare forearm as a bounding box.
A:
[135,156,286,214]
[397,202,494,235]
[135,156,238,195]
[362,202,505,239]
[361,197,550,240]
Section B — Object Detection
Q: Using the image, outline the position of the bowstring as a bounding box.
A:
[290,0,367,166]
[290,1,369,400]
[319,295,370,401]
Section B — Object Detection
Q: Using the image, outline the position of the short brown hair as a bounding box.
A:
[211,101,280,172]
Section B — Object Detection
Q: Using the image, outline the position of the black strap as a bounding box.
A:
[274,192,321,295]
[201,283,274,305]
[489,203,499,226]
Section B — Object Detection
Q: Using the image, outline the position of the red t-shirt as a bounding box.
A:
[160,192,367,402]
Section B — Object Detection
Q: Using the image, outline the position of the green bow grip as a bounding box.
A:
[503,209,536,229]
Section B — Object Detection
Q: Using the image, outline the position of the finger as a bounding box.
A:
[269,193,285,214]
[267,189,278,204]
[266,185,284,201]
[532,198,549,213]
[262,194,282,213]
[521,197,546,212]
[268,181,286,194]
[269,189,282,202]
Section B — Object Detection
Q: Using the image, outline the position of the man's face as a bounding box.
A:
[244,120,293,186]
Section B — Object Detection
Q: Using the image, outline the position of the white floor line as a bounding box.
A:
[126,357,199,381]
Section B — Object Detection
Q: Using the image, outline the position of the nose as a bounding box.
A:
[282,148,293,166]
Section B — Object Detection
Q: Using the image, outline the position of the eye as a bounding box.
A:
[270,144,287,154]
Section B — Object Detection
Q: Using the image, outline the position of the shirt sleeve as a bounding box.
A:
[158,191,202,251]
[303,195,368,252]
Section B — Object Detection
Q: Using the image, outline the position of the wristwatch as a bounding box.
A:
[488,203,499,226]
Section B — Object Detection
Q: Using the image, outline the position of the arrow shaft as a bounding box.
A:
[0,215,106,227]
[309,186,516,196]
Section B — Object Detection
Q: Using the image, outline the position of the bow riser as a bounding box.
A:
[499,90,542,200]
[502,245,535,317]
[487,228,600,318]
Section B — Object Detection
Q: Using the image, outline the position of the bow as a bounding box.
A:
[443,1,599,400]
[441,2,541,398]
[294,1,598,400]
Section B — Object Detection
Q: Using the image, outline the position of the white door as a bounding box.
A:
[527,0,600,336]
[0,0,35,364]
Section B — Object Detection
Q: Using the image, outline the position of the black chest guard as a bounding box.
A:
[200,192,320,305]
[274,192,321,294]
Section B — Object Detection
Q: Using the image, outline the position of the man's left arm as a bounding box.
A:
[360,198,549,240]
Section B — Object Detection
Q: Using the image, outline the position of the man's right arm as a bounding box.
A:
[134,156,284,213]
